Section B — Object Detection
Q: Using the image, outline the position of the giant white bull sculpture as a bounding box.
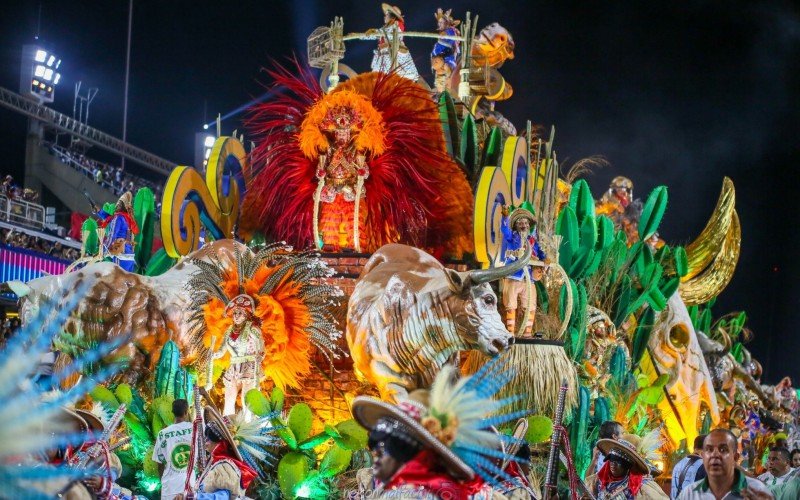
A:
[347,242,531,401]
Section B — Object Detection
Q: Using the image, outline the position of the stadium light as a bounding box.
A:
[21,45,62,104]
[204,135,215,148]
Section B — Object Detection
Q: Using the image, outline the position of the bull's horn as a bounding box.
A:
[717,329,732,356]
[682,178,736,281]
[1,281,31,297]
[679,177,741,306]
[467,240,532,285]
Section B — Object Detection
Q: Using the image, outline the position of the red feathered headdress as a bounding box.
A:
[242,64,473,257]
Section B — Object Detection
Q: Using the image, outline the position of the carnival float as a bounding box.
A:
[4,4,798,499]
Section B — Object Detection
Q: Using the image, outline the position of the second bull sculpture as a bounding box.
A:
[347,242,531,401]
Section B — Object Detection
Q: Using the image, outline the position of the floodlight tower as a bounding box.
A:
[20,44,63,193]
[20,44,62,104]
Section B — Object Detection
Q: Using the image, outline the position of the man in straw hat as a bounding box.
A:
[500,202,547,338]
[587,434,668,499]
[365,4,420,81]
[351,359,531,499]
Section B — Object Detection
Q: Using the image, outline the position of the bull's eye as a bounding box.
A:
[483,295,496,306]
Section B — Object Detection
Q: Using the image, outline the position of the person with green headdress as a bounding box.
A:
[500,201,546,337]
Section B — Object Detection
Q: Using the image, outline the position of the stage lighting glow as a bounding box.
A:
[204,136,215,148]
[203,124,209,130]
[56,59,61,68]
[43,68,54,81]
[32,79,39,87]
[53,74,61,85]
[34,49,47,62]
[47,55,56,67]
[204,149,211,159]
[34,65,46,77]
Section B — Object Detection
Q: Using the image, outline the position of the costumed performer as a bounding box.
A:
[365,3,419,81]
[586,434,668,500]
[350,359,532,499]
[177,407,278,500]
[312,101,371,252]
[212,294,264,418]
[595,176,642,245]
[94,191,139,272]
[430,8,460,93]
[501,202,546,337]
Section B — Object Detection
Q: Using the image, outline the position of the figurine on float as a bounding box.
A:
[500,201,547,337]
[211,294,264,418]
[583,306,630,393]
[312,102,372,252]
[365,3,419,81]
[430,8,460,93]
[596,176,642,245]
[93,191,139,271]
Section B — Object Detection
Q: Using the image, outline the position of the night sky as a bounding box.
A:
[1,1,798,382]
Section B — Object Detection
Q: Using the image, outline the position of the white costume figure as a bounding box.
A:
[366,3,419,81]
[213,295,264,418]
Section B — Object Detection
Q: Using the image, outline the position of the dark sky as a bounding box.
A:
[1,1,798,382]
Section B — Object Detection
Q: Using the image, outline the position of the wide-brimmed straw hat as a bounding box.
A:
[204,406,242,461]
[381,3,403,20]
[509,201,537,230]
[596,438,650,475]
[75,409,104,434]
[351,389,475,480]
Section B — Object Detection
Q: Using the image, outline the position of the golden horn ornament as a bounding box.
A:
[682,177,736,282]
[679,209,741,306]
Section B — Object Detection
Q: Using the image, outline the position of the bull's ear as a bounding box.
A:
[445,269,468,295]
[380,275,415,322]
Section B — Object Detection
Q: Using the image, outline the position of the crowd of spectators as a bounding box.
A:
[0,227,79,261]
[2,175,40,203]
[51,145,163,202]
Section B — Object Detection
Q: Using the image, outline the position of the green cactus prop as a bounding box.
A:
[154,340,181,398]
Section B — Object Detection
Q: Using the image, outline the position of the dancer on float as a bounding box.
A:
[500,202,547,337]
[211,294,264,418]
[365,3,419,81]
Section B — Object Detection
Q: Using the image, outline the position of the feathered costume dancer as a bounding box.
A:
[351,358,535,499]
[185,242,342,405]
[243,66,474,257]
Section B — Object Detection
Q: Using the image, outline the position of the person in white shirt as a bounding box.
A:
[678,429,773,499]
[758,447,794,488]
[152,399,195,499]
[672,434,708,498]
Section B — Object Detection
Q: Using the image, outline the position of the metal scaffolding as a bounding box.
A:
[0,86,176,175]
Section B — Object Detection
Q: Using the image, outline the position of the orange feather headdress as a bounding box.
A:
[185,242,342,390]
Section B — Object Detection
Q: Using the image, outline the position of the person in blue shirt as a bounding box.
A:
[500,201,546,337]
[96,191,138,272]
[430,8,460,93]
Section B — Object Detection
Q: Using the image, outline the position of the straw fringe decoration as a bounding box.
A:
[463,343,578,420]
